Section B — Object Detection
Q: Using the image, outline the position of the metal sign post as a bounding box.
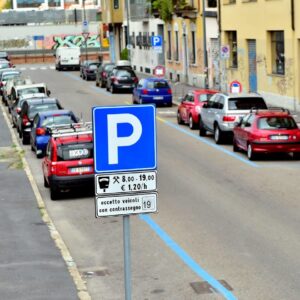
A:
[92,105,157,300]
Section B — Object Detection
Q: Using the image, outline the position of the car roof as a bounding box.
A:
[2,70,20,76]
[193,89,219,94]
[54,134,93,145]
[19,93,47,100]
[37,109,73,117]
[15,83,46,91]
[24,97,58,105]
[220,92,264,98]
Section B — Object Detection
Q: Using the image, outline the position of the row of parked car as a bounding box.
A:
[1,60,94,200]
[177,90,300,160]
[78,59,173,107]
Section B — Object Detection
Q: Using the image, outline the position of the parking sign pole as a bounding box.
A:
[123,215,132,300]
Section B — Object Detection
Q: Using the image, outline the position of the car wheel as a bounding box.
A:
[233,138,239,152]
[247,143,256,161]
[22,134,29,145]
[44,176,49,188]
[293,152,300,160]
[110,85,115,94]
[100,80,105,88]
[199,117,206,136]
[50,185,60,200]
[214,125,223,144]
[189,115,197,130]
[177,111,183,124]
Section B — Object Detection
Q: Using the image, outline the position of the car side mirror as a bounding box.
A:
[47,90,51,96]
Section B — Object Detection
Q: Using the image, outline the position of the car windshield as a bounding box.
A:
[88,63,100,70]
[41,115,74,127]
[3,73,20,81]
[28,103,59,118]
[57,142,93,161]
[228,97,267,110]
[105,65,115,72]
[198,94,215,102]
[0,63,9,69]
[258,117,298,130]
[19,87,46,96]
[147,81,169,89]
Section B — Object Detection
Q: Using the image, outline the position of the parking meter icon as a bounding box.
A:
[98,176,110,192]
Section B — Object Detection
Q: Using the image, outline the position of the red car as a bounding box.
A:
[233,108,300,160]
[177,89,219,129]
[42,123,94,200]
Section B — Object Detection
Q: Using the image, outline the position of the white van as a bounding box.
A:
[55,47,80,71]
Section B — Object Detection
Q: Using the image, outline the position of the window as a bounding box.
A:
[114,0,119,9]
[270,31,285,75]
[167,31,172,60]
[228,97,267,110]
[258,117,297,130]
[227,31,238,68]
[207,0,217,7]
[190,31,196,64]
[175,31,179,61]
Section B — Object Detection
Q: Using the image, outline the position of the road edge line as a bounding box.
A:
[1,104,92,300]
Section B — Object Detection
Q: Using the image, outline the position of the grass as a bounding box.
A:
[0,145,24,169]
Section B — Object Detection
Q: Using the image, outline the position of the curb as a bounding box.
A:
[1,104,92,300]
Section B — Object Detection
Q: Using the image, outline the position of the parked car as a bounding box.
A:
[233,108,300,160]
[11,83,51,103]
[199,93,268,144]
[132,77,172,107]
[17,97,63,145]
[11,93,47,129]
[0,69,21,99]
[0,60,10,70]
[30,110,78,158]
[42,123,94,200]
[95,62,115,88]
[0,51,10,62]
[80,60,101,80]
[177,89,219,129]
[106,68,138,93]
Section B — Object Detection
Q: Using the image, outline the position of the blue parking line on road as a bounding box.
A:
[140,214,238,300]
[163,120,259,168]
[63,72,82,81]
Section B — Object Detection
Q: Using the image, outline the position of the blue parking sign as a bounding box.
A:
[151,36,162,47]
[92,105,157,173]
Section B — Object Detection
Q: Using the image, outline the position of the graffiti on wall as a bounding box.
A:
[0,38,30,49]
[50,34,101,49]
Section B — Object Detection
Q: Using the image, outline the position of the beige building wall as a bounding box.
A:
[221,0,300,110]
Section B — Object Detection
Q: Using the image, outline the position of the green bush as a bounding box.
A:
[120,48,129,60]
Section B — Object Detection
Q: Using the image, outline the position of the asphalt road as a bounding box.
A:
[11,64,300,300]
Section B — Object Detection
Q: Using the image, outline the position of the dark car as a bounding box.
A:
[106,68,138,93]
[95,62,115,88]
[42,123,94,200]
[132,77,173,107]
[17,98,63,145]
[80,60,101,80]
[30,110,78,158]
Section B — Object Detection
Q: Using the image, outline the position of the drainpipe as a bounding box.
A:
[202,0,208,88]
[217,0,222,91]
[291,0,297,111]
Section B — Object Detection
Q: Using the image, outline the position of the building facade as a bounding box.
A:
[221,0,300,110]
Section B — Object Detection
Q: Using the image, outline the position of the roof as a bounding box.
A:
[19,93,47,100]
[223,92,264,98]
[15,83,47,91]
[251,107,291,117]
[143,77,169,81]
[24,97,58,104]
[193,89,219,94]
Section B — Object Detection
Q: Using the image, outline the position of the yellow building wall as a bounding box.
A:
[221,0,299,107]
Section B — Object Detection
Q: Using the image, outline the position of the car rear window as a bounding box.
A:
[57,142,93,161]
[228,97,267,110]
[3,73,19,81]
[19,87,46,96]
[28,103,59,118]
[147,81,169,89]
[88,63,100,69]
[197,94,215,102]
[258,117,298,130]
[104,65,115,72]
[41,115,74,127]
[117,70,135,77]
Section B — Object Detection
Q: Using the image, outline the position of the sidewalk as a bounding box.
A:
[0,105,79,300]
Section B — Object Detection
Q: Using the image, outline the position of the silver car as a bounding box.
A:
[199,93,268,144]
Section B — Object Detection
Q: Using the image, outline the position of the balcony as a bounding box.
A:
[174,5,198,19]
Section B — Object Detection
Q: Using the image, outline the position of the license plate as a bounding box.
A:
[122,85,131,88]
[270,135,289,140]
[69,149,89,158]
[69,166,92,173]
[153,96,163,100]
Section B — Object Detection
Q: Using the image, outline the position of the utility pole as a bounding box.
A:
[202,0,208,89]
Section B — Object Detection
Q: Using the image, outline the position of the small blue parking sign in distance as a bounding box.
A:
[92,105,157,173]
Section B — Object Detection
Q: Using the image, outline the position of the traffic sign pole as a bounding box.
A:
[123,215,131,300]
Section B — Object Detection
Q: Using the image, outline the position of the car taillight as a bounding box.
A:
[112,76,118,83]
[102,71,107,77]
[133,77,138,83]
[16,107,21,114]
[36,128,46,136]
[223,116,236,122]
[22,115,29,126]
[50,162,57,174]
[167,88,172,94]
[142,89,148,95]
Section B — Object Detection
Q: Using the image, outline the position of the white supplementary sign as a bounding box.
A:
[96,193,157,217]
[95,171,157,195]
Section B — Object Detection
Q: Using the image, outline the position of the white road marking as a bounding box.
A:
[30,67,37,70]
[158,110,176,114]
[40,67,47,70]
